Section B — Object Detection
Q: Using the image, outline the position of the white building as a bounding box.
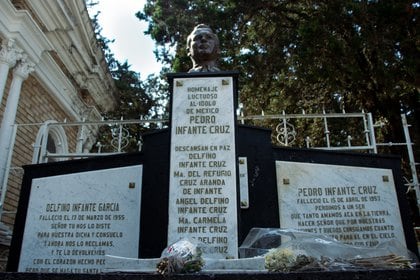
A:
[0,0,117,269]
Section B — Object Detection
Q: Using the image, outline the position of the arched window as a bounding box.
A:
[32,121,68,163]
[46,134,57,154]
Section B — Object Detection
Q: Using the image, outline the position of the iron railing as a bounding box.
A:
[0,111,418,219]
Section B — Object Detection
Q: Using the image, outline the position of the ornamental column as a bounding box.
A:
[0,39,23,103]
[0,57,35,188]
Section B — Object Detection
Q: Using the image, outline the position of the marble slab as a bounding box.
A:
[18,165,143,273]
[276,161,406,247]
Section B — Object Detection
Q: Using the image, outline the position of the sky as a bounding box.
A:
[87,0,162,79]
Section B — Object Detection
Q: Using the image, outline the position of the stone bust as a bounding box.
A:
[187,24,220,73]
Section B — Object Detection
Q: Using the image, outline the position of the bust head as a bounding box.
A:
[186,24,220,72]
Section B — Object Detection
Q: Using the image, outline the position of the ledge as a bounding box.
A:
[0,270,419,280]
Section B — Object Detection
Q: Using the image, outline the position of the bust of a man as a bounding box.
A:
[187,24,220,73]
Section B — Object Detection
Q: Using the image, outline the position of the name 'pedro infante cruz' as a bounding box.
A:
[175,85,231,135]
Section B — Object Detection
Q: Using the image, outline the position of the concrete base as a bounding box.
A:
[104,256,265,273]
[0,270,419,280]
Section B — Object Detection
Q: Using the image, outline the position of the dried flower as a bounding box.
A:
[265,248,296,272]
[157,239,204,275]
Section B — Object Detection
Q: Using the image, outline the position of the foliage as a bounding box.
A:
[137,0,419,150]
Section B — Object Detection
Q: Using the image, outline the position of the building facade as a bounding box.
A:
[0,0,117,270]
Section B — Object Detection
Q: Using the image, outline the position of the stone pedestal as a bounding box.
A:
[167,72,239,258]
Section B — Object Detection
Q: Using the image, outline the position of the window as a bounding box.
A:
[32,121,68,163]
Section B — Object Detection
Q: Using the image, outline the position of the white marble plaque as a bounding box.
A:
[238,157,249,209]
[18,165,142,273]
[276,161,406,247]
[168,76,238,258]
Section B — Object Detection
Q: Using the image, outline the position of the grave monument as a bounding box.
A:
[5,24,419,277]
[167,24,238,258]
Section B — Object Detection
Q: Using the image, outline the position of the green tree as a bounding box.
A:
[137,0,419,149]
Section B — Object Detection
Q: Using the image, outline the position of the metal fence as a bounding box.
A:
[0,111,418,219]
[239,110,377,152]
[237,110,418,206]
